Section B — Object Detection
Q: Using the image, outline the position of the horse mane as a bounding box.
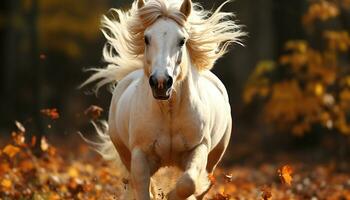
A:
[81,0,245,91]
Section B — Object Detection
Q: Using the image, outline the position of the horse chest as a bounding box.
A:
[151,117,205,164]
[129,88,209,165]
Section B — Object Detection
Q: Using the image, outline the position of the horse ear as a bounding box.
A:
[180,0,192,19]
[137,0,145,9]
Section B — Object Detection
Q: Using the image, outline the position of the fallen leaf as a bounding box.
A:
[261,185,272,200]
[84,105,104,119]
[19,160,35,172]
[3,144,20,158]
[48,146,57,156]
[31,136,37,147]
[315,83,324,96]
[208,173,216,185]
[12,132,26,147]
[48,193,60,200]
[68,166,79,178]
[278,165,293,186]
[212,193,231,200]
[41,108,60,120]
[1,178,12,189]
[68,177,78,191]
[0,162,10,175]
[82,182,94,192]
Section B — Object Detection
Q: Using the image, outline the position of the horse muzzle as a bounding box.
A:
[149,74,173,100]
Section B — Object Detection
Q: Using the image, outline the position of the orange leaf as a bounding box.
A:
[208,173,216,185]
[3,144,20,158]
[84,105,104,119]
[19,160,35,172]
[212,193,231,200]
[315,83,324,96]
[48,146,57,156]
[68,166,79,178]
[40,108,60,120]
[31,136,37,147]
[1,178,12,189]
[278,165,293,186]
[0,163,10,175]
[261,185,272,200]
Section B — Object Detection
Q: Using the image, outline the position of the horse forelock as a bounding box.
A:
[127,0,187,55]
[138,0,187,26]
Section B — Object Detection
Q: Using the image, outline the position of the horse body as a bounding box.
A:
[109,66,231,167]
[108,66,231,199]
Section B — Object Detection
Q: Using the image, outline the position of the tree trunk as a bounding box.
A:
[28,0,44,154]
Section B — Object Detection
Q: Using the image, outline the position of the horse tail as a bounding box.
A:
[78,121,126,171]
[78,121,134,199]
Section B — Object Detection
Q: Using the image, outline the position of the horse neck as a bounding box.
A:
[178,62,199,100]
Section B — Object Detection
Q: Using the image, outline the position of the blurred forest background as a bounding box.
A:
[1,0,350,199]
[1,0,350,164]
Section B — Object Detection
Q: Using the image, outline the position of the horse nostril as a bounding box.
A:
[166,76,173,89]
[149,75,157,89]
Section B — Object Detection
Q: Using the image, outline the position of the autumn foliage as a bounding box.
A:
[1,108,349,200]
[244,0,350,136]
[0,120,125,199]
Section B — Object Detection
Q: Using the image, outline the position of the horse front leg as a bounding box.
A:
[168,144,209,200]
[131,148,151,200]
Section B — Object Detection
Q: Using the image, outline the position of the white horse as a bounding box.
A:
[81,0,244,199]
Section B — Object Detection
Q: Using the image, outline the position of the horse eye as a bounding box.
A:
[144,36,150,45]
[179,38,185,47]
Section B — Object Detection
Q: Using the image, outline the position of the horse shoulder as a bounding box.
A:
[200,70,229,102]
[110,69,144,107]
[197,71,232,149]
[109,70,144,147]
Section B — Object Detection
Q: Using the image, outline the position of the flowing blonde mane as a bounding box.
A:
[81,0,245,90]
